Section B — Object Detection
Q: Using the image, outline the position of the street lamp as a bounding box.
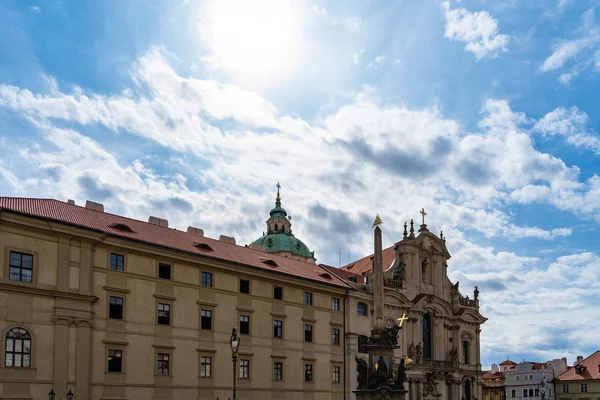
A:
[48,390,56,400]
[230,326,241,400]
[67,390,74,400]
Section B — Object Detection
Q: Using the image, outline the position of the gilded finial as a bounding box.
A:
[276,182,281,202]
[372,214,383,228]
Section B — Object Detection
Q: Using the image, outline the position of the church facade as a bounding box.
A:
[341,216,487,400]
[0,188,486,400]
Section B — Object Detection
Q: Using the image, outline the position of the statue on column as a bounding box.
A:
[356,356,368,389]
[374,356,389,387]
[449,347,459,364]
[395,358,407,390]
[474,286,479,301]
[408,341,416,358]
[416,342,423,361]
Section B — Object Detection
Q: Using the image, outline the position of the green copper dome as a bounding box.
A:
[250,184,315,261]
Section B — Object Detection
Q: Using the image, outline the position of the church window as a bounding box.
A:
[358,335,368,353]
[422,313,433,359]
[5,328,31,368]
[274,224,278,231]
[357,303,368,316]
[464,379,471,400]
[462,340,470,364]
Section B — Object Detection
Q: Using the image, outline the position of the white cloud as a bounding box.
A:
[441,1,510,60]
[366,54,385,68]
[540,37,593,72]
[29,6,40,12]
[532,106,600,155]
[312,5,362,32]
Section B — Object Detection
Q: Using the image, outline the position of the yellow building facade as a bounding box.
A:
[555,351,600,400]
[0,197,350,400]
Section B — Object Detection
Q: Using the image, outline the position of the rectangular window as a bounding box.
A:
[304,364,313,382]
[201,309,212,330]
[332,328,340,345]
[562,384,569,393]
[109,296,124,319]
[529,374,533,380]
[240,279,250,294]
[201,272,212,288]
[200,356,212,377]
[107,349,122,372]
[304,324,313,342]
[239,359,250,379]
[535,389,539,397]
[523,389,527,397]
[274,286,283,300]
[304,292,312,305]
[9,251,33,283]
[157,303,170,325]
[357,303,368,316]
[273,362,283,381]
[332,366,340,383]
[511,390,516,398]
[332,297,340,311]
[528,389,533,397]
[516,375,520,381]
[157,353,169,375]
[581,383,588,393]
[273,320,283,338]
[158,263,171,280]
[110,253,124,271]
[240,315,250,335]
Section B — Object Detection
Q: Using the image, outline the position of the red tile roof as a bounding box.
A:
[500,360,518,366]
[0,197,352,289]
[482,371,505,381]
[556,351,600,381]
[320,263,365,285]
[341,245,396,275]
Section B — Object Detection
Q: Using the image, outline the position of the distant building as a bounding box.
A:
[483,363,506,400]
[555,351,600,400]
[505,359,568,400]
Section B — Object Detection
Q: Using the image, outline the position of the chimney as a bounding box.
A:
[576,356,583,365]
[85,200,104,212]
[148,216,169,228]
[491,363,499,374]
[219,235,236,245]
[186,226,204,237]
[248,243,265,251]
[67,199,75,205]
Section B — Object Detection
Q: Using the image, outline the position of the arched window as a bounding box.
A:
[422,313,432,359]
[5,328,31,368]
[464,378,472,400]
[357,303,368,317]
[274,224,278,231]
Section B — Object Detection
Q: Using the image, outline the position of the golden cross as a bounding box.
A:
[420,208,427,225]
[397,313,408,327]
[276,182,281,201]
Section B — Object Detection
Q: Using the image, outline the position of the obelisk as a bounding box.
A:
[373,215,384,330]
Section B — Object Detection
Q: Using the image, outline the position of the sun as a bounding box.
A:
[201,0,303,84]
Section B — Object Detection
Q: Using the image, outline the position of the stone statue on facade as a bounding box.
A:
[451,281,459,295]
[421,257,429,283]
[395,358,407,390]
[423,370,439,397]
[474,286,479,301]
[356,356,369,389]
[416,342,423,361]
[374,356,389,387]
[449,347,458,364]
[408,341,416,358]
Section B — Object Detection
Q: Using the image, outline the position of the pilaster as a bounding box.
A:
[57,236,71,292]
[52,316,72,397]
[75,318,93,400]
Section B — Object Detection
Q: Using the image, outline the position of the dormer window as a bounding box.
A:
[262,259,278,267]
[319,272,332,279]
[575,365,583,374]
[194,242,214,252]
[349,275,358,283]
[110,223,135,233]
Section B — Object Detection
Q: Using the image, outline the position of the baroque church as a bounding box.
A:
[0,185,485,400]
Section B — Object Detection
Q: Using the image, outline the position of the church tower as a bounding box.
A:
[249,183,316,263]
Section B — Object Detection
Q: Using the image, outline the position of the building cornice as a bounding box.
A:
[0,281,99,303]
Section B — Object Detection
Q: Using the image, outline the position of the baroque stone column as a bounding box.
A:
[52,316,72,397]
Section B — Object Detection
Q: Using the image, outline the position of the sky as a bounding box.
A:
[1,0,599,369]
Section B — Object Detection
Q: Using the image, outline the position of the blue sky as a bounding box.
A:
[1,0,600,368]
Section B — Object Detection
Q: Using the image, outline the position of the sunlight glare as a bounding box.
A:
[204,0,302,84]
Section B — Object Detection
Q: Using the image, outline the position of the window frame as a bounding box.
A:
[332,297,340,311]
[304,292,313,306]
[201,271,213,288]
[304,324,313,343]
[107,348,124,373]
[462,340,470,364]
[108,296,124,320]
[239,359,250,380]
[4,327,32,368]
[156,352,170,376]
[200,356,212,378]
[332,365,341,383]
[109,253,125,272]
[273,320,283,339]
[158,263,171,280]
[8,251,34,283]
[332,328,340,345]
[581,383,588,393]
[240,279,250,294]
[157,303,171,325]
[304,363,313,382]
[357,302,368,316]
[201,309,212,330]
[562,384,569,393]
[239,315,250,335]
[273,286,283,300]
[511,390,516,398]
[273,361,283,381]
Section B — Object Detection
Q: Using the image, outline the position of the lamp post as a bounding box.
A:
[230,327,241,400]
[48,389,73,400]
